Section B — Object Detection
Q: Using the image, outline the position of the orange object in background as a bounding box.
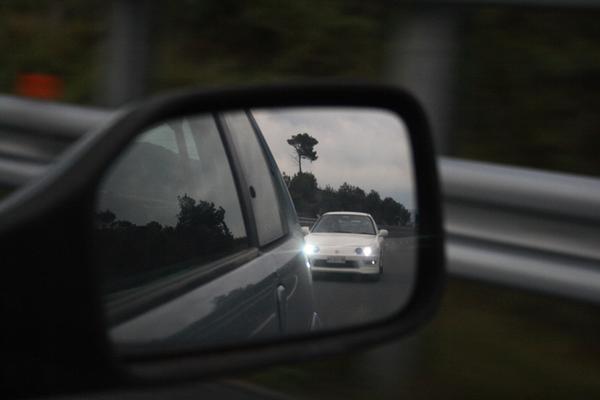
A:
[15,73,63,100]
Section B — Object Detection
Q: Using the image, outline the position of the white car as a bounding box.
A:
[302,212,388,279]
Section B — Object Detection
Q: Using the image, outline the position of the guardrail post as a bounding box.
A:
[385,8,461,154]
[100,0,154,107]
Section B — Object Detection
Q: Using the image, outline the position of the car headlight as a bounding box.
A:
[303,244,319,255]
[355,246,373,256]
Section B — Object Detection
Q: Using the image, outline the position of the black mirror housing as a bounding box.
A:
[0,83,445,396]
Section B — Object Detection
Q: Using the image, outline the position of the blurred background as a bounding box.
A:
[4,0,600,176]
[2,0,600,398]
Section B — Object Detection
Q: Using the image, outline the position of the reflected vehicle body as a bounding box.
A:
[96,111,319,352]
[304,212,386,278]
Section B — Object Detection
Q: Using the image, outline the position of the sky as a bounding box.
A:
[253,107,416,209]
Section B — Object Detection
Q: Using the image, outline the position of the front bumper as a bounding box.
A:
[308,254,380,275]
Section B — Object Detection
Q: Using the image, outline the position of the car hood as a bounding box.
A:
[305,233,378,249]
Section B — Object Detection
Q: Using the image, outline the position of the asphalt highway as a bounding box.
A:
[311,236,417,330]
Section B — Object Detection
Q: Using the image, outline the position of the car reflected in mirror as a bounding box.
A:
[304,212,386,281]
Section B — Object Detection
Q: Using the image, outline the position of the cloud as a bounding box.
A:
[253,107,416,209]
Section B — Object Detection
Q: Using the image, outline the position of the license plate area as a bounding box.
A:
[327,256,346,264]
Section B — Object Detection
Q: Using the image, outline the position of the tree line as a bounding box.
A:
[283,172,411,226]
[95,194,245,293]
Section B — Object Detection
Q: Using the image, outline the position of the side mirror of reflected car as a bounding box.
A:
[301,226,311,236]
[379,229,389,237]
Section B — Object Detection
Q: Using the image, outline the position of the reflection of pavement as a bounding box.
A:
[311,237,417,330]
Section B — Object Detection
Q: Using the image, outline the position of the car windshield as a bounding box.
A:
[312,214,376,235]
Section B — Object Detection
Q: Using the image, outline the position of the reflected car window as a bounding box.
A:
[312,214,376,235]
[95,115,248,294]
[224,111,285,246]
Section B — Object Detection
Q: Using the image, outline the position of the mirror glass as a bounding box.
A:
[93,107,417,355]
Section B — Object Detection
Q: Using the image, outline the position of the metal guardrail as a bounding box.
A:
[0,95,114,186]
[443,158,600,303]
[1,96,599,303]
[0,95,114,140]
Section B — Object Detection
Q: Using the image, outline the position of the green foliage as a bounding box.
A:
[287,133,319,174]
[381,197,410,226]
[285,172,410,226]
[365,190,383,221]
[453,8,600,176]
[289,172,318,201]
[0,0,106,103]
[96,209,116,227]
[336,182,366,212]
[0,1,390,101]
[176,194,233,240]
[154,0,390,89]
[319,185,342,215]
[95,195,235,292]
[288,172,319,217]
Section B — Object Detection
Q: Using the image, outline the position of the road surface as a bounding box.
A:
[311,236,417,330]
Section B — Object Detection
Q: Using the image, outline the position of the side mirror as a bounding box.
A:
[301,226,310,236]
[0,84,444,389]
[379,229,389,237]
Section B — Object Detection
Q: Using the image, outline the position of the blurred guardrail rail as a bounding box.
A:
[0,95,115,187]
[1,95,600,303]
[443,158,600,303]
